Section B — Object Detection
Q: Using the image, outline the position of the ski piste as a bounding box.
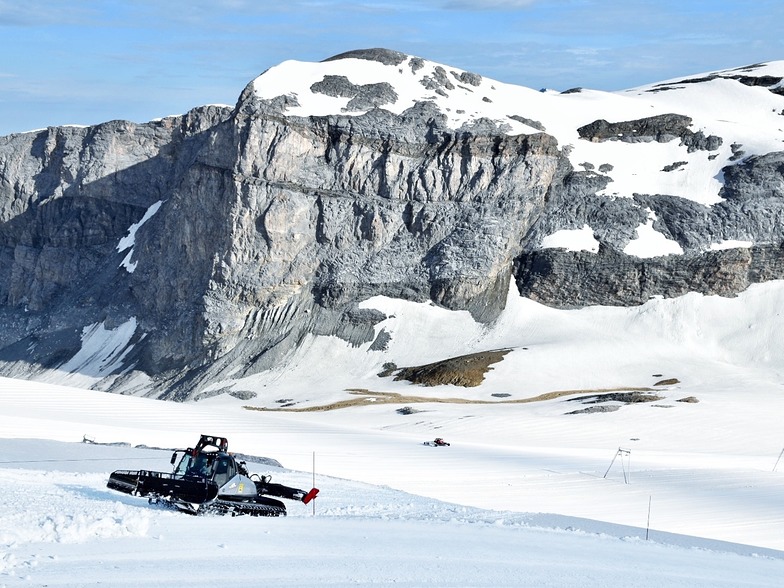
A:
[107,434,319,516]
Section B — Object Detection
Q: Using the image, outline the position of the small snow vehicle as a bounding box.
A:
[107,434,318,516]
[424,437,451,447]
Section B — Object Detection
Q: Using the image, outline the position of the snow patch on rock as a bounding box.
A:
[117,200,163,273]
[624,211,684,258]
[541,224,600,253]
[56,318,138,386]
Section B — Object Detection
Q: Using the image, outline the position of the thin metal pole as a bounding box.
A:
[621,451,628,484]
[604,449,619,479]
[646,496,652,540]
[312,451,316,516]
[625,450,631,484]
[773,448,784,472]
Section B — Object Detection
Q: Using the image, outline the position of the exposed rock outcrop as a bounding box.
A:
[517,149,784,308]
[577,113,722,152]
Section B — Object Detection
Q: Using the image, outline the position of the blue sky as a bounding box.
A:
[0,0,782,135]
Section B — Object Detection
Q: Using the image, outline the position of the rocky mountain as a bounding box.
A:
[1,48,783,400]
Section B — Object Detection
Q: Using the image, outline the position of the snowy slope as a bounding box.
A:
[3,442,782,587]
[3,281,784,585]
[1,385,783,586]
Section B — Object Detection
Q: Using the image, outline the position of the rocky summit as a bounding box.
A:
[0,48,783,399]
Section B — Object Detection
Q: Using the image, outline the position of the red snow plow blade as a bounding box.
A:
[303,487,320,504]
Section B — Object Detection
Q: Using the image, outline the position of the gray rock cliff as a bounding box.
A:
[0,54,561,397]
[517,151,784,307]
[1,49,783,398]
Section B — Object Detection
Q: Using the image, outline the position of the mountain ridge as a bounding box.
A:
[0,48,783,399]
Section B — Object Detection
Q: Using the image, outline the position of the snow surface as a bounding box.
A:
[540,224,600,253]
[623,210,684,258]
[51,318,138,390]
[711,239,754,251]
[117,200,163,273]
[4,280,784,585]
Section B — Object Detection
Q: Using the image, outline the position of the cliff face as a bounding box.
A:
[158,92,560,396]
[0,56,560,397]
[1,49,783,398]
[0,107,234,390]
[517,151,784,307]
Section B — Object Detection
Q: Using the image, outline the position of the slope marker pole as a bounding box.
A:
[774,448,784,473]
[312,451,316,516]
[603,449,619,479]
[646,496,652,541]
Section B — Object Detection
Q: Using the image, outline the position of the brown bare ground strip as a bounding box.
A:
[243,386,656,413]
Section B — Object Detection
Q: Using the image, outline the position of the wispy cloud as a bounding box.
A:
[0,0,95,26]
[441,0,540,9]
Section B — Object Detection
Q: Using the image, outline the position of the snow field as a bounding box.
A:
[4,277,784,584]
[1,440,783,587]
